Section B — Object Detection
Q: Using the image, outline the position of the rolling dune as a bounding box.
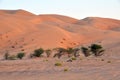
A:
[0,9,120,80]
[0,9,120,55]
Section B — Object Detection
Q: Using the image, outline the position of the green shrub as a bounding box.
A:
[81,47,91,57]
[45,49,52,57]
[33,48,44,57]
[71,57,76,60]
[90,44,104,56]
[64,68,68,72]
[66,48,74,57]
[53,47,67,59]
[17,52,25,59]
[55,62,62,66]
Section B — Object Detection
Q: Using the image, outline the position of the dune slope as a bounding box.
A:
[0,9,120,56]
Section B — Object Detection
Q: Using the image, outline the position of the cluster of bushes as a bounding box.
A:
[4,52,25,60]
[81,44,104,57]
[4,44,105,60]
[4,48,52,60]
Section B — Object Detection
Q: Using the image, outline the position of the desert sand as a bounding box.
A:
[0,57,120,80]
[0,9,120,80]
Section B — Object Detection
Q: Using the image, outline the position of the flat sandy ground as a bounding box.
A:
[0,57,120,80]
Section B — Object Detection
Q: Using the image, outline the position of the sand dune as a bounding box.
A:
[0,9,120,55]
[0,9,120,80]
[75,17,120,30]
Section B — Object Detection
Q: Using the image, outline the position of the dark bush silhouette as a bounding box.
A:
[33,48,44,57]
[66,48,74,57]
[17,52,25,59]
[81,47,91,57]
[45,49,52,57]
[90,44,104,56]
[53,48,66,59]
[73,48,80,57]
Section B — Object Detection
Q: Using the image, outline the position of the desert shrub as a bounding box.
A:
[81,47,91,57]
[71,57,77,60]
[53,47,66,59]
[90,44,104,56]
[66,48,74,57]
[33,48,44,57]
[8,55,17,60]
[45,49,52,57]
[17,52,25,59]
[64,68,68,72]
[54,62,62,66]
[73,48,80,57]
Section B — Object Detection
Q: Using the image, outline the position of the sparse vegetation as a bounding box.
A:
[33,48,44,57]
[55,62,62,66]
[45,49,52,57]
[71,57,77,60]
[90,44,104,56]
[3,44,105,61]
[53,48,66,59]
[81,47,91,57]
[8,55,17,60]
[64,68,68,72]
[66,47,74,57]
[17,52,25,59]
[81,44,104,57]
[73,48,80,57]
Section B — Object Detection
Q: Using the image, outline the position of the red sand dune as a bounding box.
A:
[0,9,120,56]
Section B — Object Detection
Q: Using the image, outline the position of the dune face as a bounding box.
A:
[0,9,120,57]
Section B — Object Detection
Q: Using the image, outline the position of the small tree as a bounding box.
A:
[45,49,52,57]
[17,52,25,59]
[90,44,104,56]
[33,48,44,57]
[73,48,80,57]
[66,48,74,57]
[81,47,91,57]
[53,48,66,59]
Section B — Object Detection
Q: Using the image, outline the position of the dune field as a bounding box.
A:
[0,9,120,80]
